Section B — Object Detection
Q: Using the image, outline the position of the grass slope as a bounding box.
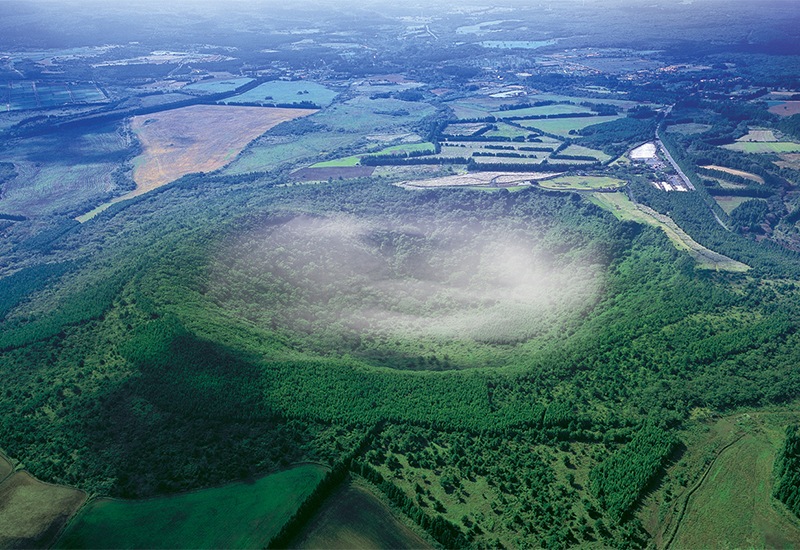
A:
[294,479,433,550]
[0,471,87,550]
[55,464,329,550]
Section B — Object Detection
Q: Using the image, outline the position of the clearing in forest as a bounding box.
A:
[590,192,749,272]
[54,463,328,549]
[294,479,433,550]
[0,471,87,550]
[713,196,765,216]
[699,165,765,184]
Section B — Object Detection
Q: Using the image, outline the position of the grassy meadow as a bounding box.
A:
[0,471,87,550]
[520,115,623,137]
[223,81,339,107]
[55,464,329,549]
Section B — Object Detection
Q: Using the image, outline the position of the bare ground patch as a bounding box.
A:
[700,165,765,184]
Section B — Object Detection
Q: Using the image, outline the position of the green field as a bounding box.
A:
[313,156,362,167]
[222,133,362,175]
[223,80,339,107]
[540,175,625,190]
[667,414,800,549]
[183,78,253,93]
[491,103,592,119]
[311,143,434,168]
[54,464,329,550]
[722,141,800,154]
[521,115,623,137]
[559,144,612,162]
[484,122,532,139]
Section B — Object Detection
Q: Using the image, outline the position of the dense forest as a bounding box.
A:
[3,172,800,547]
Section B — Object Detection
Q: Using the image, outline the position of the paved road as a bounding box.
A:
[656,106,695,191]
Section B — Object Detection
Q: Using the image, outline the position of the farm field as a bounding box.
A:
[485,122,533,139]
[54,464,329,550]
[539,175,625,190]
[290,166,375,182]
[2,81,106,111]
[736,129,778,142]
[665,122,711,135]
[664,413,800,550]
[129,105,317,191]
[520,115,622,137]
[769,101,800,116]
[443,122,487,135]
[221,133,361,176]
[0,122,131,218]
[314,96,436,134]
[700,165,765,184]
[0,471,87,550]
[590,192,749,271]
[559,144,611,162]
[490,103,592,119]
[312,142,435,168]
[78,106,317,221]
[223,80,339,107]
[294,479,433,550]
[722,142,800,154]
[182,78,253,93]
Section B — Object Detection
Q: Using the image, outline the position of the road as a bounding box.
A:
[655,106,695,191]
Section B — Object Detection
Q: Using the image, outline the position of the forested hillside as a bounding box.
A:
[2,172,800,547]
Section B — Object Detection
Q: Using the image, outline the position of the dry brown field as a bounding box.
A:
[700,164,765,184]
[294,479,433,550]
[130,105,317,194]
[769,101,800,116]
[0,471,87,549]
